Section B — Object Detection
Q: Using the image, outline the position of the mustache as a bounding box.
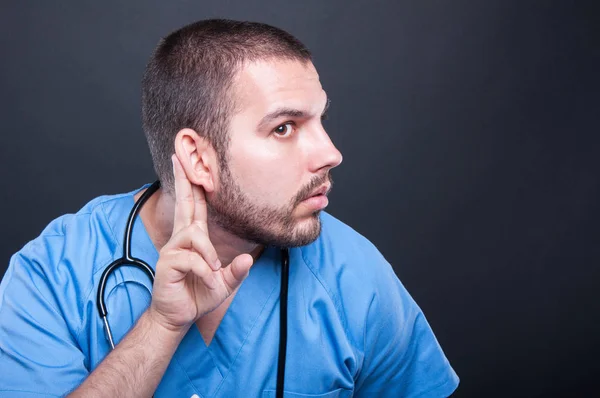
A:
[294,172,333,205]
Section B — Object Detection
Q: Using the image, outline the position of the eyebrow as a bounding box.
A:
[257,97,331,131]
[257,108,307,130]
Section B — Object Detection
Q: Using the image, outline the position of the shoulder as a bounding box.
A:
[1,185,148,321]
[13,187,144,276]
[0,187,147,395]
[300,211,399,295]
[300,213,459,395]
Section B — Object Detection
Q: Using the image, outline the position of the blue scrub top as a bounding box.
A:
[0,185,459,397]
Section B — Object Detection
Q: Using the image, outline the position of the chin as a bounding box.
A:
[286,213,322,247]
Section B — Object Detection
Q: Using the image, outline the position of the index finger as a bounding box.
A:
[191,180,208,231]
[172,155,194,234]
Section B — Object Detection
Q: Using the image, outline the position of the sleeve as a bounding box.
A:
[354,261,459,397]
[0,239,89,397]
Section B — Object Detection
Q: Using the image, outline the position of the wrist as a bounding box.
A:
[144,308,191,341]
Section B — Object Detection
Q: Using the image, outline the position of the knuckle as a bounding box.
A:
[158,247,168,257]
[176,193,194,204]
[186,251,199,269]
[158,246,174,259]
[209,249,219,266]
[197,262,210,279]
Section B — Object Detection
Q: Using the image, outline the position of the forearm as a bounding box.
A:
[68,309,189,398]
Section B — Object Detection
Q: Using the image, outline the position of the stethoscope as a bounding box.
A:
[97,180,290,397]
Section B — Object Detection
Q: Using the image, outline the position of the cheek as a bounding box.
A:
[228,140,302,205]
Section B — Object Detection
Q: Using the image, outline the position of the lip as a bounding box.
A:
[300,184,331,210]
[308,184,331,198]
[301,194,329,210]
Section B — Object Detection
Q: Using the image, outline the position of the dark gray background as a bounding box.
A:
[1,1,598,396]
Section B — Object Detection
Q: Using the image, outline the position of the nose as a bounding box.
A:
[308,126,343,173]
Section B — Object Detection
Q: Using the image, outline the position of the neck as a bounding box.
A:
[135,187,265,266]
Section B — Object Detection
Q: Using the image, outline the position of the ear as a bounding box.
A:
[173,128,216,193]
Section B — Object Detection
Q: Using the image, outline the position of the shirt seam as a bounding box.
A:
[354,307,419,393]
[16,228,89,342]
[356,374,459,397]
[360,294,377,369]
[74,199,123,342]
[412,373,460,398]
[299,248,353,345]
[21,239,75,325]
[18,216,96,359]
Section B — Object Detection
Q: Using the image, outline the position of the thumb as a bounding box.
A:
[221,253,254,292]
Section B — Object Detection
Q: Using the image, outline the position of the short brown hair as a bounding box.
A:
[141,19,312,192]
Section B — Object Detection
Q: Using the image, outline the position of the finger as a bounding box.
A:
[164,224,221,271]
[163,251,218,290]
[220,254,254,293]
[187,255,218,290]
[191,182,208,232]
[172,155,194,234]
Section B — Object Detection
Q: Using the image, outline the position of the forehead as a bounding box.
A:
[232,59,324,116]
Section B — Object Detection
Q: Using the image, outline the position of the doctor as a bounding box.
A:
[0,19,459,397]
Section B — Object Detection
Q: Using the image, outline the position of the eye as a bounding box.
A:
[273,122,295,138]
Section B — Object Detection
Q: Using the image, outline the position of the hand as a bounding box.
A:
[148,155,254,332]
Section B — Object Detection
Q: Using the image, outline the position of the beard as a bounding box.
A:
[206,158,332,248]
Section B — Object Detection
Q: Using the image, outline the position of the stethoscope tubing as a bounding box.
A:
[96,181,159,348]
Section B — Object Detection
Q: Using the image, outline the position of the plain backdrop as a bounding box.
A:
[1,1,598,396]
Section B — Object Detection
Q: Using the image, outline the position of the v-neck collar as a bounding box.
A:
[174,245,281,396]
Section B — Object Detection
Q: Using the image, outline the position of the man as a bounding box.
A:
[0,19,459,397]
